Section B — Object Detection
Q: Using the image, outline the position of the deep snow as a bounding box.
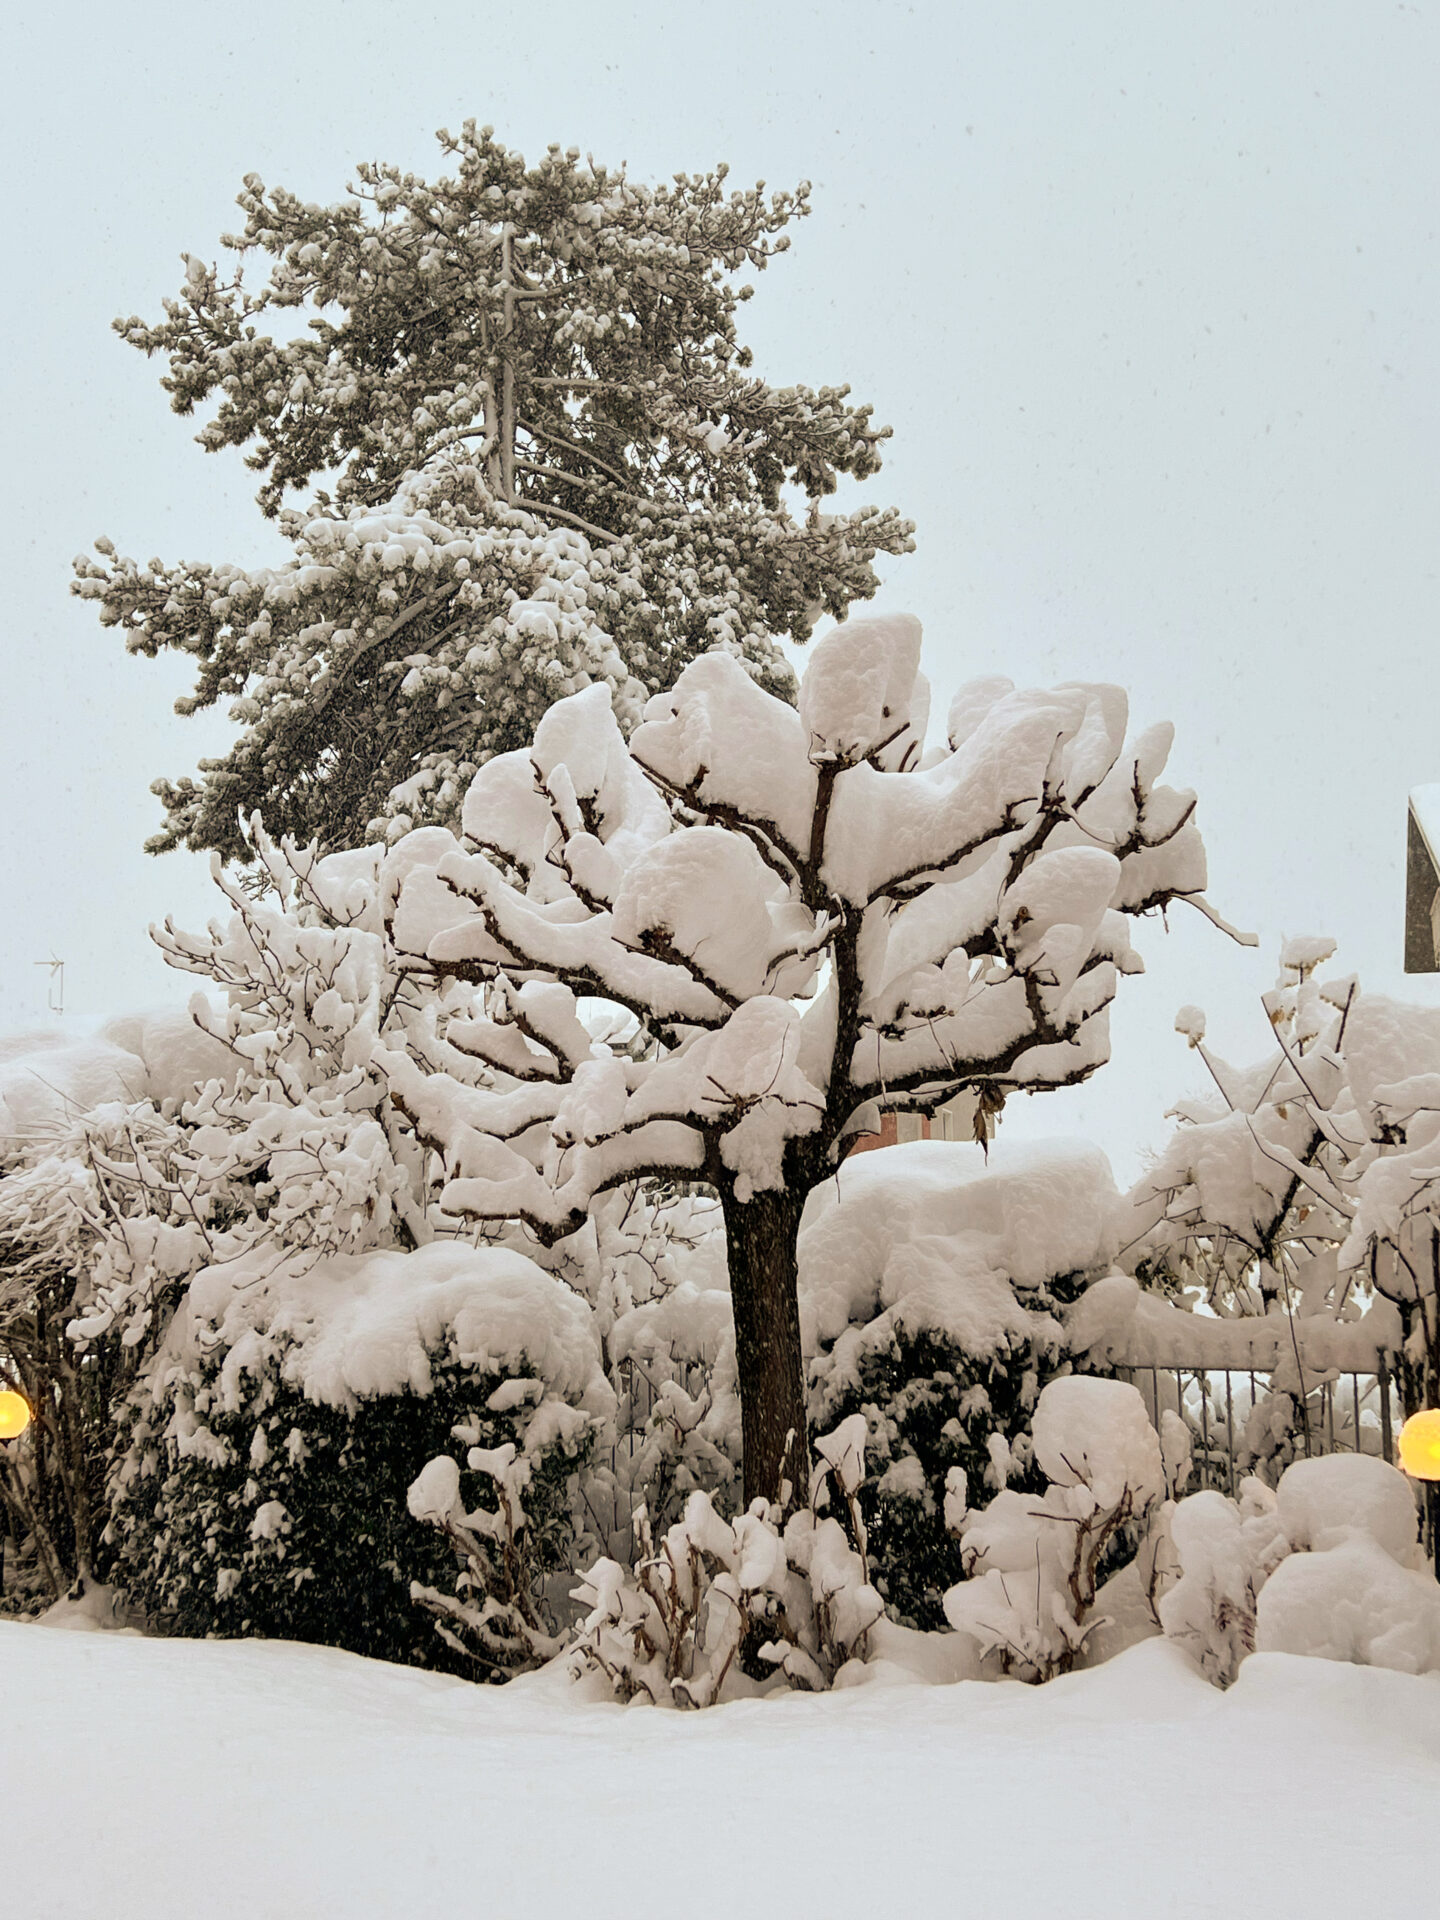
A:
[2,1622,1435,1918]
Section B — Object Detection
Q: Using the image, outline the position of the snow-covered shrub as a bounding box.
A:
[2,826,499,1608]
[1257,1454,1440,1671]
[522,1180,741,1556]
[570,1415,883,1706]
[407,1435,581,1678]
[1162,1452,1440,1683]
[0,1093,253,1601]
[109,1243,610,1668]
[1156,1481,1290,1686]
[943,1376,1165,1681]
[599,1275,741,1550]
[800,1138,1122,1627]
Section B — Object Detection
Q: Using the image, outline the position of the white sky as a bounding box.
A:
[4,0,1439,1178]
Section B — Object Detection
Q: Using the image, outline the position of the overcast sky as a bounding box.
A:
[4,0,1439,1177]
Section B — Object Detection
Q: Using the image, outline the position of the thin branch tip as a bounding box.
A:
[1184,895,1259,947]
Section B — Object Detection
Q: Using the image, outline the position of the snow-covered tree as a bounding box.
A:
[1124,941,1440,1449]
[378,611,1226,1510]
[75,125,913,860]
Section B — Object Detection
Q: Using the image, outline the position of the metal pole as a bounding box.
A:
[1379,1356,1394,1465]
[1226,1371,1235,1497]
[1200,1371,1211,1487]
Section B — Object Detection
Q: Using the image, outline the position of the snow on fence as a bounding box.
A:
[1113,1361,1399,1497]
[1073,1272,1404,1494]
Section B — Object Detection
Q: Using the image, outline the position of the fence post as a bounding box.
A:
[1225,1372,1235,1497]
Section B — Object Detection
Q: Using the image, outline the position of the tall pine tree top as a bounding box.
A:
[76,125,914,861]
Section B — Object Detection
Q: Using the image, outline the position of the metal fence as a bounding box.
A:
[1115,1359,1401,1497]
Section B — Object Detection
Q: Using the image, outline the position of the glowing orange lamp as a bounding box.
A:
[0,1389,32,1440]
[1398,1408,1440,1481]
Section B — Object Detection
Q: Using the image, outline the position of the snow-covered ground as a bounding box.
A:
[3,1622,1435,1918]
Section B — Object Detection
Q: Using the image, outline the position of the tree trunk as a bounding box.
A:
[500,226,517,504]
[721,1186,809,1512]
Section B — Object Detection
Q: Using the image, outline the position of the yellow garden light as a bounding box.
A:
[1398,1408,1440,1482]
[0,1389,32,1440]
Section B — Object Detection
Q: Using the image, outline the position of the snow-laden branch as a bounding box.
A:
[383,612,1219,1229]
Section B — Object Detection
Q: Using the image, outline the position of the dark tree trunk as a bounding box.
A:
[721,1185,810,1512]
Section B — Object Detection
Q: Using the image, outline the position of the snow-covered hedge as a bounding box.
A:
[110,1243,611,1666]
[798,1138,1122,1625]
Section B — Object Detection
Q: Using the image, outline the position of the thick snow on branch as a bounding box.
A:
[382,614,1217,1228]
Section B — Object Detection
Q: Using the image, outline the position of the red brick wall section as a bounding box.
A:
[846,1112,932,1156]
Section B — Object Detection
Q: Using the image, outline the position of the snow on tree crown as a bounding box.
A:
[378,613,1213,1235]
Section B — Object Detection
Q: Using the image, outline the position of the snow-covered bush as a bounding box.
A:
[1257,1455,1440,1671]
[599,1270,741,1546]
[943,1376,1165,1681]
[569,1415,882,1706]
[1155,1481,1290,1686]
[406,1437,576,1678]
[0,1019,238,1601]
[1161,1452,1440,1684]
[379,610,1227,1519]
[109,1242,610,1666]
[799,1138,1122,1626]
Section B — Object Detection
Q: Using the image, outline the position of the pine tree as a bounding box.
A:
[74,124,913,861]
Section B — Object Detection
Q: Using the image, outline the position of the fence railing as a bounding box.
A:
[1114,1359,1400,1497]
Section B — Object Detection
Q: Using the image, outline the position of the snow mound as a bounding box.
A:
[97,1004,233,1104]
[1275,1453,1421,1562]
[1257,1536,1440,1673]
[0,1007,234,1147]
